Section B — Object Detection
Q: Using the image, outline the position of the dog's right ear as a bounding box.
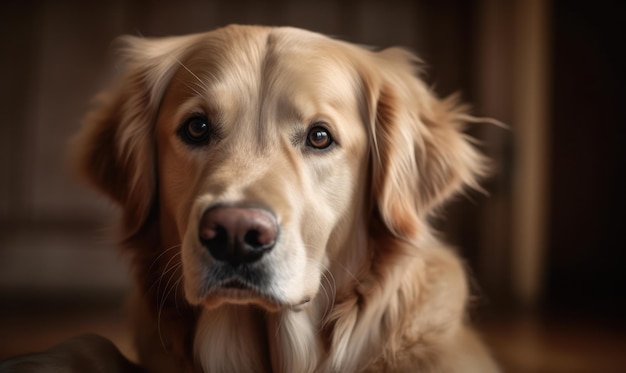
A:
[71,34,197,237]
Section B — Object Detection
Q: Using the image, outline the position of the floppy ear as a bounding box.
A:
[72,34,197,237]
[366,48,489,239]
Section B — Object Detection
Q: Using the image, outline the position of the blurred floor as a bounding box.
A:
[478,312,626,373]
[0,295,136,363]
[1,298,625,372]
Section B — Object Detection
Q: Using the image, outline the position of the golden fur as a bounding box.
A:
[73,25,499,372]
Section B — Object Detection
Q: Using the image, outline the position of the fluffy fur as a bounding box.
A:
[73,25,498,373]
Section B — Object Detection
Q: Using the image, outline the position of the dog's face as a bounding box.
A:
[156,29,368,309]
[74,25,486,314]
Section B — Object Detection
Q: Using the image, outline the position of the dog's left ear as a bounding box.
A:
[364,48,489,239]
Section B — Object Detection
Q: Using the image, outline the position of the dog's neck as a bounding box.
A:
[191,241,432,373]
[193,305,272,372]
[193,305,323,373]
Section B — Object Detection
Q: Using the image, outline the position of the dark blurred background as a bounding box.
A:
[1,0,624,372]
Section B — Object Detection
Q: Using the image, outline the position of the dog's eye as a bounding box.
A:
[179,116,213,145]
[306,126,333,150]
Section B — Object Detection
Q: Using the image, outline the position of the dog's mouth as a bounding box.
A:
[200,275,283,311]
[221,278,249,290]
[198,275,312,311]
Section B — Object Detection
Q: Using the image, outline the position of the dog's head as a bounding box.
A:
[74,25,486,312]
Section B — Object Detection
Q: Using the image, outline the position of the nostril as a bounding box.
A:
[244,230,262,248]
[244,228,275,250]
[200,225,230,261]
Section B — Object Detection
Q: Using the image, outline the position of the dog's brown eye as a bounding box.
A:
[179,116,213,145]
[306,126,333,149]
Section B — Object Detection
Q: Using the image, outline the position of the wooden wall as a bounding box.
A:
[0,0,519,306]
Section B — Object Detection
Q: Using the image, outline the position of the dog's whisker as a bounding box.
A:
[160,264,184,312]
[157,301,167,351]
[324,273,337,313]
[160,262,183,306]
[316,262,337,326]
[157,262,183,352]
[148,244,182,272]
[333,261,362,287]
[175,58,210,92]
[158,266,182,309]
[301,257,336,328]
[155,253,182,297]
[173,276,184,314]
[318,274,332,326]
[274,311,285,339]
[182,81,204,98]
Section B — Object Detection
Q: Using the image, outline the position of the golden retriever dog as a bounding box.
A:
[1,25,499,372]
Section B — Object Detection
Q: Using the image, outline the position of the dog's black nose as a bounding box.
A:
[199,206,278,266]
